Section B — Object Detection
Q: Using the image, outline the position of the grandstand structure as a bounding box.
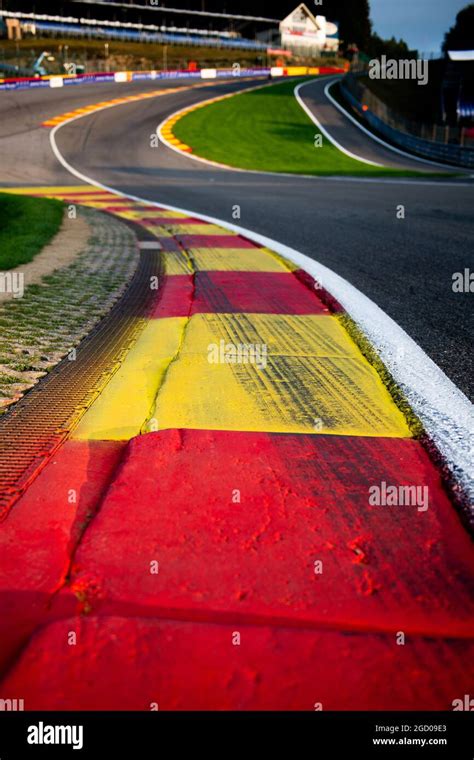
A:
[0,1,339,56]
[0,1,279,51]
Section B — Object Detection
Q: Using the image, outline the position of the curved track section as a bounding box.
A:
[297,77,469,172]
[42,79,474,400]
[0,76,473,712]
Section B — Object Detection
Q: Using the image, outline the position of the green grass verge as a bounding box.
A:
[0,193,64,270]
[172,77,453,177]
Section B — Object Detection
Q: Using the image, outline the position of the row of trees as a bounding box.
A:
[442,4,474,52]
[312,0,416,58]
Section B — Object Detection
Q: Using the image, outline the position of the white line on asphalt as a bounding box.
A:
[49,97,474,513]
[321,77,468,172]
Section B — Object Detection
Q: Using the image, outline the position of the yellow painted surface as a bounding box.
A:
[162,251,194,275]
[270,251,298,272]
[3,186,410,442]
[41,87,187,127]
[59,193,118,199]
[140,224,175,237]
[152,313,411,438]
[286,66,309,76]
[72,317,186,441]
[179,313,361,358]
[112,208,189,220]
[188,247,291,272]
[74,200,128,208]
[0,185,94,195]
[71,310,409,441]
[157,223,236,235]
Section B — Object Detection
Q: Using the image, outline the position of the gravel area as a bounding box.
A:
[0,207,138,412]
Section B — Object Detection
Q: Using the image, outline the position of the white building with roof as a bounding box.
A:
[280,3,339,56]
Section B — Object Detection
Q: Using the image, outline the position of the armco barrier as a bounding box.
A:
[0,67,271,92]
[340,79,474,169]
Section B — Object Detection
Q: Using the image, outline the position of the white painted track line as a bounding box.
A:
[293,79,385,167]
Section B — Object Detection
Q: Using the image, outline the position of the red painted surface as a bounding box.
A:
[103,205,162,213]
[293,269,345,313]
[136,216,204,226]
[0,440,125,675]
[61,431,474,638]
[2,615,472,710]
[150,272,332,317]
[2,195,472,711]
[150,274,193,318]
[191,271,331,315]
[176,235,260,248]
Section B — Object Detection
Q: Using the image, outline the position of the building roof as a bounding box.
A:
[280,3,322,32]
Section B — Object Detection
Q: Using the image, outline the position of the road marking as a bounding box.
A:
[294,79,385,167]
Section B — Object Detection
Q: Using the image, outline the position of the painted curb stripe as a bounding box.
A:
[189,271,333,316]
[0,439,126,673]
[1,185,472,710]
[3,617,473,710]
[61,430,474,637]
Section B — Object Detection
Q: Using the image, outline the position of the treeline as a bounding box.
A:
[442,4,474,52]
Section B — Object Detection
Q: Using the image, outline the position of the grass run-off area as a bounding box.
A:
[173,77,451,178]
[0,193,64,270]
